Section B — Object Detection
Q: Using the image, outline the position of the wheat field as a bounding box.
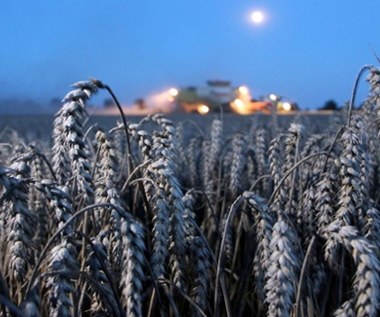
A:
[1,67,380,317]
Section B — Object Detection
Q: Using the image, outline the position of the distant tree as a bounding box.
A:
[320,99,338,111]
[104,98,115,108]
[134,98,146,109]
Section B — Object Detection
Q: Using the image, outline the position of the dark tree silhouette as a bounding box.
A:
[320,99,338,110]
[103,98,115,108]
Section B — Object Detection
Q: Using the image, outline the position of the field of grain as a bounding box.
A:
[1,69,380,317]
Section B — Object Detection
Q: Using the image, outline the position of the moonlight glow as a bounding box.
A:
[250,11,265,24]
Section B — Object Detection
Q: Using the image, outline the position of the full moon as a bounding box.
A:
[250,11,264,24]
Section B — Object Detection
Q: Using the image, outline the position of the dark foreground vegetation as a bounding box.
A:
[1,66,380,317]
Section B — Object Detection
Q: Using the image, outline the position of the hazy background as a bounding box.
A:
[1,0,379,113]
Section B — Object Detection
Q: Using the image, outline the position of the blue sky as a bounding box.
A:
[1,0,379,112]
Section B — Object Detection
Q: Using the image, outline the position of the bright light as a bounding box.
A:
[169,88,178,97]
[231,98,250,114]
[198,104,210,115]
[167,88,179,102]
[238,86,249,95]
[250,11,265,24]
[234,99,245,109]
[269,94,277,101]
[282,102,292,112]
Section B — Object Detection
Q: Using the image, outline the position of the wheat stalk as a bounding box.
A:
[228,132,247,198]
[2,153,35,300]
[244,192,274,304]
[120,217,145,317]
[265,213,301,317]
[327,222,380,317]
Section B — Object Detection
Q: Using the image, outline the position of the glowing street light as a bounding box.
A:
[198,104,210,115]
[269,94,278,101]
[282,102,292,112]
[238,85,249,95]
[169,88,178,97]
[167,88,179,102]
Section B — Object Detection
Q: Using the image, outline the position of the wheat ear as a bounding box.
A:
[327,222,380,317]
[265,213,301,317]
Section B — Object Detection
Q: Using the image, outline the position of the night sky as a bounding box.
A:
[1,0,380,113]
